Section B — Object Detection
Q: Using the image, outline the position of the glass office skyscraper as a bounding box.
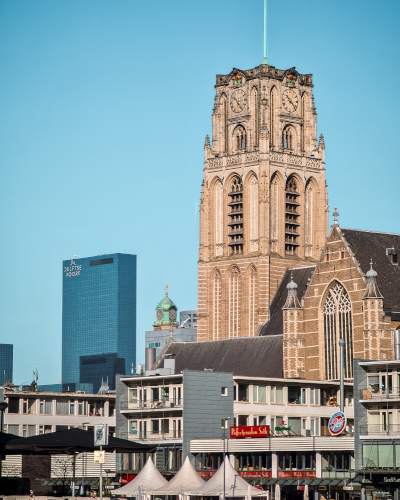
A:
[0,344,13,384]
[62,253,136,391]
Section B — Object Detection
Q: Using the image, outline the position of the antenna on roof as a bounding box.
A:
[262,0,269,65]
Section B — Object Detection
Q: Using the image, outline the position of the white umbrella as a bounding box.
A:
[248,482,252,500]
[275,484,281,500]
[304,484,309,500]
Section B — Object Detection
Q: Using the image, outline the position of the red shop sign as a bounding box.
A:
[238,471,272,479]
[230,425,270,438]
[305,471,317,478]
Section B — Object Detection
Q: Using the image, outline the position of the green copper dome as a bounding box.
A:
[154,286,178,327]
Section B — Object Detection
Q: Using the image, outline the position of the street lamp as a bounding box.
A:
[221,417,231,500]
[326,465,333,500]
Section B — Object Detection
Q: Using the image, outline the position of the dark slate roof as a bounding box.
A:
[163,336,283,378]
[259,266,315,337]
[341,228,400,313]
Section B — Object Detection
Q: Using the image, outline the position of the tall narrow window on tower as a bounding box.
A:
[229,266,240,338]
[252,87,258,148]
[212,269,221,340]
[248,266,258,337]
[270,175,279,253]
[249,177,259,252]
[215,181,223,256]
[285,177,300,255]
[305,183,313,257]
[270,87,276,148]
[228,177,243,255]
[222,94,228,152]
[283,125,295,150]
[233,125,246,151]
[301,93,306,152]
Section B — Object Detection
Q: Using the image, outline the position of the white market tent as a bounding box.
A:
[187,456,268,497]
[112,456,168,497]
[149,456,205,495]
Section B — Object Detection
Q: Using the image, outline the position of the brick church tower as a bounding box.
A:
[197,63,329,341]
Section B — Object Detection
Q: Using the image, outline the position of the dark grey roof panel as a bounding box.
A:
[341,228,400,312]
[259,266,315,337]
[164,336,283,378]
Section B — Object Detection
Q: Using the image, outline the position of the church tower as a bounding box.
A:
[198,64,329,341]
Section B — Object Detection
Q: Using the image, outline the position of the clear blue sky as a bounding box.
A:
[0,0,399,385]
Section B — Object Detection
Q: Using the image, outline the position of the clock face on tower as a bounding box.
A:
[282,89,298,113]
[169,309,176,320]
[156,309,163,320]
[230,90,247,113]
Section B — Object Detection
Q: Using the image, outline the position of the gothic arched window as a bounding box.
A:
[248,266,258,336]
[301,93,306,151]
[323,282,353,380]
[215,181,223,256]
[234,125,246,150]
[212,270,221,340]
[285,176,300,255]
[249,176,258,251]
[305,183,313,257]
[229,267,240,338]
[228,177,243,255]
[283,125,295,150]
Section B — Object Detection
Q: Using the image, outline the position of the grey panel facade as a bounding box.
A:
[353,358,368,470]
[145,328,197,359]
[183,370,233,465]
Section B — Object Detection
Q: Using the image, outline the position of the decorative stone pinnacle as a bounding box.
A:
[319,134,325,150]
[204,135,211,150]
[333,207,339,225]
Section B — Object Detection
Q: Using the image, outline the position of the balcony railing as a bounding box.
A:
[130,430,182,441]
[360,424,400,436]
[121,398,183,411]
[361,389,400,401]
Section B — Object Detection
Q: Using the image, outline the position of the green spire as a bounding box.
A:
[261,0,270,66]
[154,285,178,327]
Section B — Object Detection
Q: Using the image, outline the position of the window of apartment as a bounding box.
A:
[8,424,19,436]
[152,388,159,402]
[129,388,138,403]
[161,387,169,401]
[56,400,68,415]
[22,399,36,415]
[22,425,35,437]
[310,388,320,405]
[40,399,53,415]
[235,452,271,471]
[162,419,169,434]
[253,385,266,403]
[7,397,19,414]
[238,384,249,402]
[129,420,137,435]
[323,451,355,470]
[278,451,315,470]
[69,400,75,415]
[310,418,320,436]
[288,417,301,435]
[238,415,249,426]
[39,425,52,435]
[271,386,284,404]
[346,390,353,407]
[288,387,306,404]
[257,416,267,426]
[221,387,228,396]
[321,388,338,406]
[78,400,87,416]
[109,402,115,417]
[151,419,159,434]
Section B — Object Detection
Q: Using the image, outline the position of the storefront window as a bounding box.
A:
[379,444,394,468]
[323,451,355,470]
[235,453,271,471]
[278,452,315,470]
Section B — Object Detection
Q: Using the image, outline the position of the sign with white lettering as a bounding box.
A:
[64,259,82,278]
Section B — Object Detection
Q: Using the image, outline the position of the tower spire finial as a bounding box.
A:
[333,207,339,225]
[262,0,269,65]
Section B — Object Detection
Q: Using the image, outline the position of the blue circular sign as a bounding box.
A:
[328,412,346,435]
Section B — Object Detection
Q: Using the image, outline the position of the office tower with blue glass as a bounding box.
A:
[0,344,13,384]
[62,254,136,392]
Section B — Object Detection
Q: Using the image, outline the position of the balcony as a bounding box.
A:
[360,389,400,402]
[228,229,244,237]
[130,430,182,441]
[359,424,400,436]
[228,238,244,246]
[120,398,183,412]
[228,218,243,226]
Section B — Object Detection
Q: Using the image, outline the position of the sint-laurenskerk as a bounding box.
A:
[197,63,328,342]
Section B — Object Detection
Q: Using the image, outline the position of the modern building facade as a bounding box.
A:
[0,344,13,384]
[2,386,116,495]
[179,310,198,329]
[198,65,329,341]
[62,253,136,392]
[145,328,197,360]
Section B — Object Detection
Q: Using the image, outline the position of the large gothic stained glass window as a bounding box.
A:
[323,282,353,380]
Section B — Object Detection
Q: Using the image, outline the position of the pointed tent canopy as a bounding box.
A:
[187,456,268,497]
[111,457,168,497]
[149,456,205,495]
